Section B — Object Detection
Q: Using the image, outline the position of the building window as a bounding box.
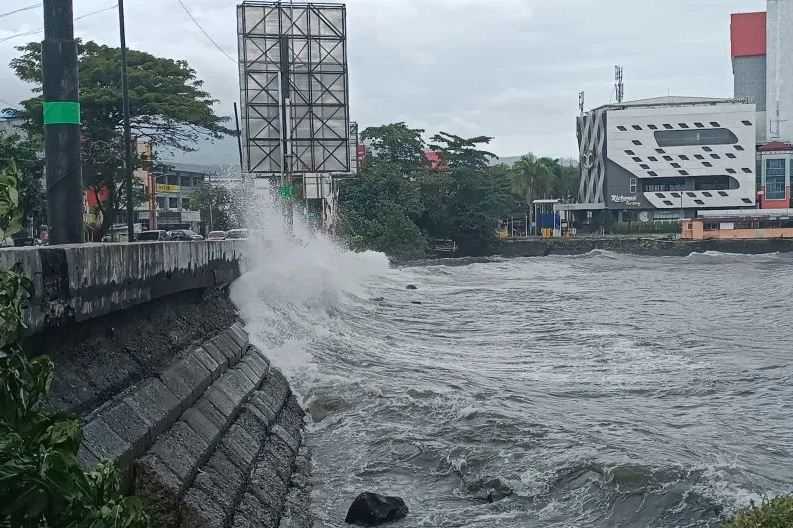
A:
[679,155,690,160]
[632,157,642,162]
[694,154,705,160]
[156,197,166,209]
[656,149,666,154]
[655,193,666,198]
[632,140,642,145]
[630,178,637,193]
[640,164,650,169]
[734,145,745,151]
[694,199,705,205]
[663,200,674,206]
[725,153,736,159]
[710,154,720,159]
[686,192,697,198]
[617,126,627,131]
[671,192,681,198]
[710,121,720,127]
[702,146,713,152]
[742,167,752,173]
[648,171,658,176]
[182,198,191,210]
[169,197,179,209]
[648,124,658,130]
[663,124,673,129]
[694,122,705,128]
[718,191,728,197]
[766,159,786,199]
[648,156,658,162]
[679,170,689,176]
[671,162,681,168]
[702,191,713,197]
[703,162,713,167]
[654,128,738,148]
[726,168,736,174]
[663,155,674,161]
[741,120,752,126]
[625,150,635,155]
[742,198,753,204]
[632,125,642,130]
[678,123,690,128]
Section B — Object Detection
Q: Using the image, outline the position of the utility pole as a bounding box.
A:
[118,0,135,241]
[42,0,83,244]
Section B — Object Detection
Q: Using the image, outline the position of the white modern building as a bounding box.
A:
[576,97,757,221]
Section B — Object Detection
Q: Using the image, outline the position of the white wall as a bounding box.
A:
[766,0,793,141]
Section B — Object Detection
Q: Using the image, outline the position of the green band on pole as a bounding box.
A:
[43,101,81,125]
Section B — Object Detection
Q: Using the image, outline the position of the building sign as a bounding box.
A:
[156,184,180,193]
[610,194,641,207]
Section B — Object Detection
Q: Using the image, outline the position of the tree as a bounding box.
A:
[0,132,45,236]
[11,41,232,238]
[190,183,240,233]
[428,131,496,171]
[361,123,427,170]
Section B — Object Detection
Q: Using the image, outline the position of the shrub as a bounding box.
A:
[723,496,793,528]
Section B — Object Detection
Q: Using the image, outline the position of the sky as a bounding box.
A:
[0,0,767,165]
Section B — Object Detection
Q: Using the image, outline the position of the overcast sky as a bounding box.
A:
[0,0,766,164]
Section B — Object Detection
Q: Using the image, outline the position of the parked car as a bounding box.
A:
[167,229,202,241]
[137,230,170,242]
[207,231,227,241]
[226,229,249,240]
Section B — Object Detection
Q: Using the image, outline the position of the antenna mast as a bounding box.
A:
[578,91,585,116]
[615,65,624,104]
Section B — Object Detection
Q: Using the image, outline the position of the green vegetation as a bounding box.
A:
[0,132,46,238]
[10,40,232,238]
[723,497,793,528]
[0,170,149,527]
[190,182,242,233]
[338,123,577,257]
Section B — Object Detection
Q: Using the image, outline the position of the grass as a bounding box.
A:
[723,496,793,528]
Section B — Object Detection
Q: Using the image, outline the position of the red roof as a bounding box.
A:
[759,141,793,152]
[423,150,447,171]
[731,12,767,58]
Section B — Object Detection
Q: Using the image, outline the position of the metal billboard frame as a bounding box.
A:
[237,1,350,177]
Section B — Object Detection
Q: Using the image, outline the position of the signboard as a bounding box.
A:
[157,184,180,193]
[237,2,350,175]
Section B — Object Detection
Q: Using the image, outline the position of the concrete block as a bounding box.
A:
[216,370,254,407]
[220,423,259,470]
[225,323,247,349]
[194,395,229,432]
[193,450,246,513]
[276,395,305,440]
[249,462,288,509]
[123,378,181,439]
[180,487,227,528]
[205,384,238,419]
[237,361,261,389]
[81,417,132,467]
[182,407,222,448]
[235,408,268,442]
[202,340,229,370]
[99,400,151,459]
[150,421,206,484]
[134,454,182,527]
[159,355,212,412]
[192,346,222,381]
[245,349,270,378]
[242,402,273,431]
[256,437,293,484]
[236,493,279,528]
[271,424,301,456]
[211,332,241,365]
[248,392,278,425]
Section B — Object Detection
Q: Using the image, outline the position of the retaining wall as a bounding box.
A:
[1,242,312,528]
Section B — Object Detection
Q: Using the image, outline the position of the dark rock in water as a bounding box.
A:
[373,297,385,302]
[345,492,408,526]
[406,284,418,290]
[307,396,351,423]
[467,477,513,503]
[411,301,422,305]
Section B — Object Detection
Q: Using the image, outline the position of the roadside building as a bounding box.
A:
[568,96,757,227]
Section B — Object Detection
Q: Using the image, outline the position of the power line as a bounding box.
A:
[175,0,236,64]
[0,3,39,19]
[0,3,117,45]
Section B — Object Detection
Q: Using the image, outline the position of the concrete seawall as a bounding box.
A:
[2,242,311,528]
